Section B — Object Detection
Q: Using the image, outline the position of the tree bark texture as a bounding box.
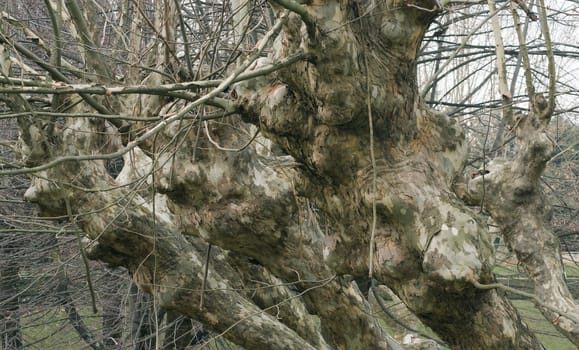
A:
[7,0,576,349]
[456,108,579,345]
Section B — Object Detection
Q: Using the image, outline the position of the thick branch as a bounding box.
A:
[458,110,579,345]
[26,158,320,350]
[64,0,112,81]
[233,1,543,348]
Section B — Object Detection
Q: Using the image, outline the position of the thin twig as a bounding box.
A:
[473,281,579,324]
[65,198,98,314]
[365,51,377,279]
[0,51,306,95]
[268,0,316,38]
[204,122,260,152]
[202,275,336,347]
[199,244,212,310]
[0,14,292,177]
[0,32,113,116]
[370,287,446,346]
[421,3,507,97]
[511,4,536,109]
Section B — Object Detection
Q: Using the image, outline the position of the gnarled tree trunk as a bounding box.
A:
[1,0,577,349]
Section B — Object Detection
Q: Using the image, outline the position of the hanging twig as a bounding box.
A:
[364,50,377,279]
[199,244,212,310]
[65,198,98,314]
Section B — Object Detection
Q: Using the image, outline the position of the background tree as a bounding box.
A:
[0,0,577,349]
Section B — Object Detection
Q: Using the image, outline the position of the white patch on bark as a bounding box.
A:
[424,229,482,281]
[254,131,273,157]
[232,57,272,96]
[252,166,279,198]
[186,251,203,269]
[268,85,288,109]
[322,247,330,260]
[423,206,487,281]
[208,161,227,187]
[23,172,63,203]
[141,194,173,225]
[501,318,516,338]
[415,193,425,212]
[116,147,153,185]
[23,182,39,202]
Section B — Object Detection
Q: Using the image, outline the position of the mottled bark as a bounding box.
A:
[232,1,541,348]
[21,117,324,349]
[457,107,579,345]
[4,0,571,349]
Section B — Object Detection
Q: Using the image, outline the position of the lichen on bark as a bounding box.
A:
[6,0,575,349]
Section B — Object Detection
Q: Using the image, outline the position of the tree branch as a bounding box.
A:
[0,32,113,115]
[0,51,306,96]
[64,0,112,81]
[536,0,556,119]
[268,0,316,39]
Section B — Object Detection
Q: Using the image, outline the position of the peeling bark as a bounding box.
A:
[457,108,579,346]
[231,1,542,348]
[5,0,571,349]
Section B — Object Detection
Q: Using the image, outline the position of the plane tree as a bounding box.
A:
[0,0,577,348]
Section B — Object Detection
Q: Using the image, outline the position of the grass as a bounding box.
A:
[20,306,231,350]
[512,300,577,350]
[18,262,579,349]
[493,261,579,277]
[493,264,519,275]
[21,307,101,350]
[493,262,579,349]
[563,263,579,277]
[376,300,577,350]
[20,303,578,350]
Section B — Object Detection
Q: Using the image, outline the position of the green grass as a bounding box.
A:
[493,264,520,275]
[22,303,578,350]
[21,307,100,350]
[376,300,577,350]
[493,262,578,349]
[512,300,577,350]
[563,263,579,277]
[494,262,579,277]
[18,266,579,350]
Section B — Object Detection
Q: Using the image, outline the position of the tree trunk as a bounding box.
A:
[5,0,575,349]
[231,2,543,348]
[457,106,579,346]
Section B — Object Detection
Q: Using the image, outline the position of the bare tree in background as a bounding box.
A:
[0,0,578,349]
